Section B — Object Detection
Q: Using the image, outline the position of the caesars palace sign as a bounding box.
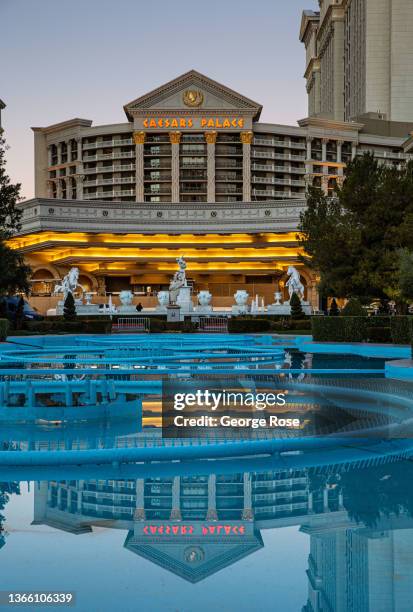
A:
[141,116,245,129]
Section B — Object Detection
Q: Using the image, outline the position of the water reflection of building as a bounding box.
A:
[32,469,343,582]
[302,518,413,612]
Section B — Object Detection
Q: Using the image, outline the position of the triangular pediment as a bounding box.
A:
[124,529,263,583]
[124,70,262,120]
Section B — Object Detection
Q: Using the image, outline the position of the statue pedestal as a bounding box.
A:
[119,305,137,315]
[176,286,193,312]
[75,304,100,315]
[196,305,212,314]
[167,305,183,322]
[232,305,250,316]
[267,301,312,315]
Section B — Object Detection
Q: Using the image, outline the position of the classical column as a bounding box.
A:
[47,180,54,198]
[206,474,218,521]
[47,146,52,167]
[306,136,313,160]
[77,137,82,161]
[76,175,84,200]
[170,476,182,520]
[133,131,146,203]
[240,131,253,202]
[133,478,145,521]
[66,178,72,200]
[56,178,62,199]
[308,491,313,513]
[323,487,329,512]
[57,142,62,165]
[242,472,254,520]
[336,140,343,164]
[351,143,357,160]
[205,131,217,203]
[169,131,181,203]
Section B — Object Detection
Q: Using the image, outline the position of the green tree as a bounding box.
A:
[63,292,76,321]
[298,154,413,305]
[290,292,304,319]
[397,248,413,305]
[329,298,339,316]
[341,297,364,316]
[0,135,31,294]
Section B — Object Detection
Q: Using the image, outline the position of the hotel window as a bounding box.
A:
[70,139,77,161]
[150,184,161,192]
[150,196,160,202]
[150,171,160,180]
[150,159,161,168]
[149,146,160,155]
[71,177,77,199]
[51,144,58,166]
[61,180,66,199]
[61,142,67,163]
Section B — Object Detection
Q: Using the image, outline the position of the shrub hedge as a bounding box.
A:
[0,319,9,341]
[23,319,112,334]
[311,316,366,342]
[312,315,413,344]
[228,318,272,333]
[390,317,413,344]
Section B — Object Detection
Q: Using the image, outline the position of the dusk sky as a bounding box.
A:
[1,0,313,199]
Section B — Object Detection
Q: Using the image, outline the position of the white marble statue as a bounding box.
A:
[196,290,212,313]
[169,256,188,305]
[232,289,250,315]
[197,290,212,307]
[119,290,133,307]
[118,290,135,313]
[285,266,304,301]
[53,267,85,300]
[234,290,249,307]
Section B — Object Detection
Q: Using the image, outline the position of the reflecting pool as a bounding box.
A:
[0,333,412,611]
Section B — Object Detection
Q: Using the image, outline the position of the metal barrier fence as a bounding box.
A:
[112,317,150,333]
[198,316,229,333]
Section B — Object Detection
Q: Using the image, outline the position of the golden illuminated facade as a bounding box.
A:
[14,70,413,312]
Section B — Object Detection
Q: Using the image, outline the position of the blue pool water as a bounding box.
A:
[0,333,412,611]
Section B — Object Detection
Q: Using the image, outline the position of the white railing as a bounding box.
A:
[83,139,133,149]
[84,177,134,187]
[198,316,228,332]
[252,164,306,174]
[83,165,135,174]
[112,317,150,332]
[84,152,135,162]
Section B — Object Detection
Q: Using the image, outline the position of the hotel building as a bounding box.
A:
[9,42,413,311]
[300,0,413,123]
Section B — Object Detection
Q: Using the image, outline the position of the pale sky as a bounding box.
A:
[1,0,314,199]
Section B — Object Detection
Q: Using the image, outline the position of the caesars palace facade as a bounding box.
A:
[10,2,413,313]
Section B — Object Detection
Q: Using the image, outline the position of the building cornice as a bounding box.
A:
[16,198,306,236]
[32,118,93,134]
[298,116,364,134]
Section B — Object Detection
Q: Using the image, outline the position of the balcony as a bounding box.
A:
[252,188,289,198]
[252,163,306,173]
[83,189,135,199]
[144,174,172,182]
[84,151,135,162]
[144,187,171,195]
[83,138,133,150]
[252,150,306,161]
[83,177,134,187]
[144,148,171,157]
[215,147,242,156]
[253,138,287,146]
[252,176,306,187]
[83,164,135,174]
[216,174,242,182]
